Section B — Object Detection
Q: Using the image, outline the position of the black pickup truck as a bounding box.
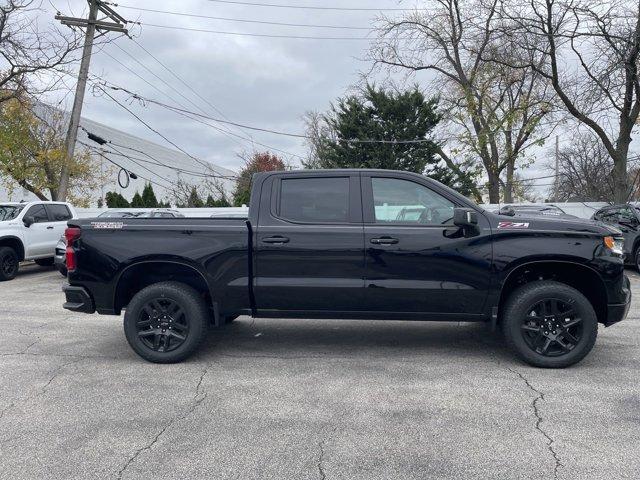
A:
[63,170,631,368]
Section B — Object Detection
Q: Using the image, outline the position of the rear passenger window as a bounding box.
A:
[279,177,349,223]
[47,204,72,221]
[25,204,49,223]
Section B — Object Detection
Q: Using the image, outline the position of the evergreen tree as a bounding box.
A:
[187,187,204,208]
[206,194,231,207]
[305,84,478,196]
[130,191,144,208]
[141,182,159,208]
[105,191,130,208]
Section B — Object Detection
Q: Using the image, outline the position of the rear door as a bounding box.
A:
[361,173,492,316]
[254,173,365,314]
[22,204,55,257]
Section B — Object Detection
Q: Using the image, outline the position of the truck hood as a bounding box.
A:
[487,212,621,236]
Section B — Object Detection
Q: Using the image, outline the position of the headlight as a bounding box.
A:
[604,236,624,255]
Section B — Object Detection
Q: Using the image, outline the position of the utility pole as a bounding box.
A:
[56,0,128,201]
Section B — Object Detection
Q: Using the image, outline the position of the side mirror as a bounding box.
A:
[499,206,516,217]
[23,216,34,228]
[453,208,478,227]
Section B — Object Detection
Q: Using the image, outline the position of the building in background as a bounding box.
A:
[0,106,236,206]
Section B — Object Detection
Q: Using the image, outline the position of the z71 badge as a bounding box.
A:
[497,221,530,229]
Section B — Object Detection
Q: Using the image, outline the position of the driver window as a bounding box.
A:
[371,177,455,225]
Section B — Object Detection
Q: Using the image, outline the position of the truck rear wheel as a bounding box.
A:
[124,282,209,363]
[502,281,598,368]
[0,247,19,281]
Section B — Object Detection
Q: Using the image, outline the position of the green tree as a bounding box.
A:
[206,194,231,207]
[233,152,286,206]
[105,191,130,208]
[187,187,204,208]
[141,182,159,208]
[0,98,103,205]
[130,191,144,208]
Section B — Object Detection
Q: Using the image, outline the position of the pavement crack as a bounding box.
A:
[509,368,562,479]
[116,366,210,479]
[317,440,326,480]
[0,357,83,422]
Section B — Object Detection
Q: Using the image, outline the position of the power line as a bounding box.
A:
[137,22,377,40]
[115,4,371,29]
[200,0,423,11]
[79,140,174,190]
[107,42,257,152]
[100,83,439,144]
[98,87,233,175]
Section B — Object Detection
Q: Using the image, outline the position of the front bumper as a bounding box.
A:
[605,275,631,326]
[62,285,95,314]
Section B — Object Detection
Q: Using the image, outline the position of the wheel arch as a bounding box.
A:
[497,260,608,324]
[0,236,25,261]
[113,260,217,320]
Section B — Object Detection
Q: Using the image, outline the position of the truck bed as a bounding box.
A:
[68,217,250,316]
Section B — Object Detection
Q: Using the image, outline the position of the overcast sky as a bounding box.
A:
[33,0,637,201]
[38,0,420,172]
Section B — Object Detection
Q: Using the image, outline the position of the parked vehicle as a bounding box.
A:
[0,201,76,281]
[54,235,67,277]
[137,209,185,218]
[63,170,630,367]
[498,204,578,219]
[592,203,640,269]
[98,211,142,218]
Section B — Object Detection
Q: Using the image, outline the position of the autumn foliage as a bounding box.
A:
[232,152,285,206]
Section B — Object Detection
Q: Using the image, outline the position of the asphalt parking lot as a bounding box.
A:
[0,265,639,479]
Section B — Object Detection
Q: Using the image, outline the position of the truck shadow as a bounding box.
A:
[199,318,516,364]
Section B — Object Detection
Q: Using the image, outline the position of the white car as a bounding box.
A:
[0,201,76,281]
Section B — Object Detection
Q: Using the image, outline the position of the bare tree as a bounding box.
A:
[550,131,616,201]
[501,0,640,203]
[0,1,80,103]
[371,0,556,203]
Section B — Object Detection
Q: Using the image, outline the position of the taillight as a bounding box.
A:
[65,227,81,271]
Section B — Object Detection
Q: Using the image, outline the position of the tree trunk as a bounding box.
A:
[487,170,501,204]
[504,160,515,203]
[613,132,632,203]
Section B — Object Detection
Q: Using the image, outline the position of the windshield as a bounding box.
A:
[0,204,25,221]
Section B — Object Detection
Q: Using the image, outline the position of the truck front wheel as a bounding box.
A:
[502,281,598,368]
[124,282,209,363]
[0,247,19,281]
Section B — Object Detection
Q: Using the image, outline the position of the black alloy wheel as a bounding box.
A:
[0,247,19,281]
[520,298,583,357]
[124,281,209,363]
[502,281,598,368]
[136,298,190,353]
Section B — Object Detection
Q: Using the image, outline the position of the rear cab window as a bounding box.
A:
[277,177,350,223]
[46,204,72,221]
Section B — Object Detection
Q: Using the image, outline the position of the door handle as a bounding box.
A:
[370,237,399,245]
[261,236,290,244]
[46,226,54,230]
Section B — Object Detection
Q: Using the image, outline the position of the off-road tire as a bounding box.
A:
[124,282,209,363]
[502,281,598,368]
[0,247,19,281]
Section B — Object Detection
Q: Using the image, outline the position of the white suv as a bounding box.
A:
[0,201,77,281]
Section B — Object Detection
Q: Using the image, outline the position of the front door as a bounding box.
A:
[361,174,492,316]
[254,173,364,314]
[22,204,56,257]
